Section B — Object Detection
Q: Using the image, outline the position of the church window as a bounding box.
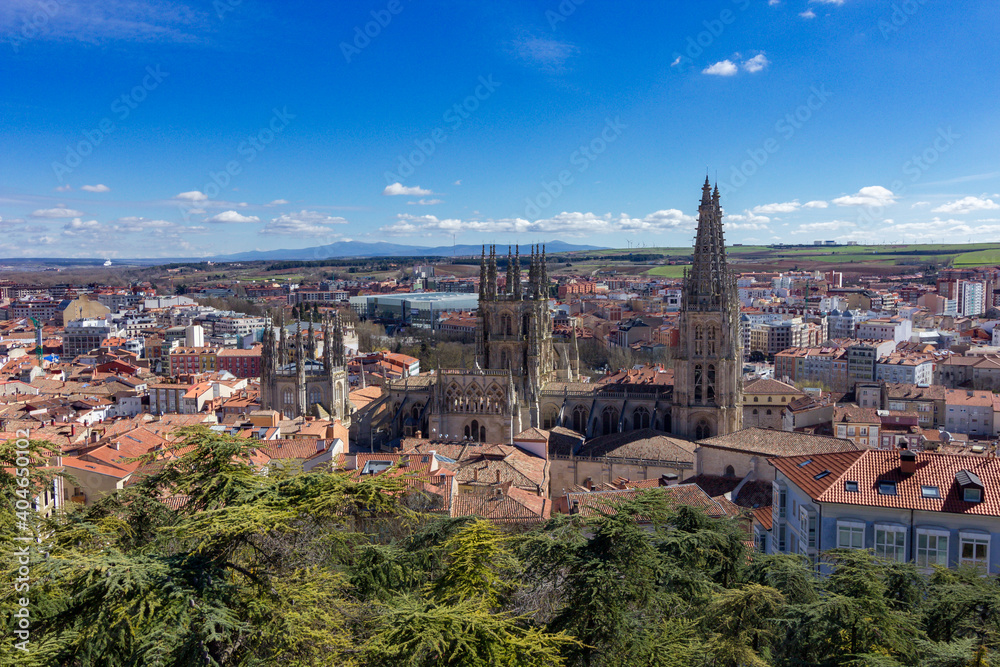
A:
[480,426,487,442]
[766,409,772,416]
[632,406,651,430]
[694,325,704,356]
[725,465,735,477]
[694,364,703,402]
[522,314,531,336]
[500,350,508,369]
[282,389,293,408]
[309,387,323,407]
[707,365,716,402]
[501,313,513,336]
[572,405,589,434]
[754,396,759,402]
[601,406,620,435]
[695,419,711,440]
[542,406,559,430]
[753,408,758,415]
[707,326,718,355]
[470,420,479,441]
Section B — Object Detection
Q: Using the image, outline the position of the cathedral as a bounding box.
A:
[384,177,742,443]
[260,313,351,424]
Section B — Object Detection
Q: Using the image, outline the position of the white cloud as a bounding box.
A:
[811,0,844,4]
[62,218,104,236]
[383,182,433,196]
[80,184,110,193]
[31,206,84,218]
[832,186,896,207]
[260,210,350,236]
[799,9,816,18]
[742,54,769,73]
[268,199,290,205]
[670,56,683,67]
[174,190,208,202]
[932,196,1000,214]
[454,180,462,186]
[911,201,931,208]
[768,0,780,5]
[514,37,578,71]
[113,217,177,233]
[407,199,444,206]
[54,184,72,192]
[803,200,828,208]
[703,60,738,76]
[752,201,800,215]
[205,210,261,223]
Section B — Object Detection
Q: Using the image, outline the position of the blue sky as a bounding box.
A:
[1,0,998,258]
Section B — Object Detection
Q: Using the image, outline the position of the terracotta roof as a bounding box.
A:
[743,378,806,396]
[259,438,332,460]
[833,406,881,424]
[697,427,861,457]
[562,483,733,519]
[577,428,696,463]
[451,485,549,523]
[771,450,1000,517]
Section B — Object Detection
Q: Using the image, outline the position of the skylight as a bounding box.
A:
[814,470,831,480]
[845,481,859,492]
[921,485,940,498]
[878,482,897,496]
[798,459,813,467]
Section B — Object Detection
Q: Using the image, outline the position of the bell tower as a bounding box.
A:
[671,178,743,440]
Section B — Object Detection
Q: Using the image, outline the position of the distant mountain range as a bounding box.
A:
[207,239,604,262]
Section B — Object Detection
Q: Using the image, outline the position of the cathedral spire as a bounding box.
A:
[506,245,514,298]
[687,178,730,310]
[487,244,498,301]
[540,244,548,298]
[513,244,521,300]
[479,245,487,301]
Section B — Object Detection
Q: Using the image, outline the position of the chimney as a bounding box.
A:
[415,430,422,439]
[900,449,917,475]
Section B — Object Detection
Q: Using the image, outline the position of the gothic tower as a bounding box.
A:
[474,243,557,428]
[671,178,743,440]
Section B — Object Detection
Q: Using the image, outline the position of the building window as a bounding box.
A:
[964,488,983,503]
[875,525,906,562]
[916,529,949,568]
[837,521,865,550]
[960,533,990,570]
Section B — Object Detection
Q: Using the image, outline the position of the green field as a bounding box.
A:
[646,264,691,277]
[954,249,1000,266]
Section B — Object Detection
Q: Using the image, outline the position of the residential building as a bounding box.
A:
[944,388,998,437]
[768,450,1000,574]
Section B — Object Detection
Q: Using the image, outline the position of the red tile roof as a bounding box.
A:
[771,450,1000,517]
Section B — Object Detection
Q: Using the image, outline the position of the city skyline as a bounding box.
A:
[2,0,999,257]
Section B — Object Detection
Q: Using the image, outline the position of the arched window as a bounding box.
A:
[752,408,758,415]
[694,325,704,356]
[309,387,323,407]
[470,419,480,442]
[754,396,759,402]
[766,409,772,416]
[542,406,559,430]
[501,313,513,336]
[282,389,294,408]
[464,424,471,439]
[601,405,620,435]
[693,364,703,402]
[500,350,508,370]
[707,326,718,355]
[706,365,716,402]
[632,406,651,430]
[522,314,531,336]
[695,419,711,440]
[724,465,735,477]
[572,405,588,434]
[480,426,486,442]
[767,396,773,403]
[663,412,672,433]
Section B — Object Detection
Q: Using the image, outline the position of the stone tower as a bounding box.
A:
[260,312,351,424]
[671,177,743,440]
[475,243,558,428]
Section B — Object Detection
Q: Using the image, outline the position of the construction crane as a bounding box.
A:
[30,317,43,364]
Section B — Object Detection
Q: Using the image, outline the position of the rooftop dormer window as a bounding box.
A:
[878,481,897,496]
[956,469,984,504]
[845,481,859,492]
[964,487,982,503]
